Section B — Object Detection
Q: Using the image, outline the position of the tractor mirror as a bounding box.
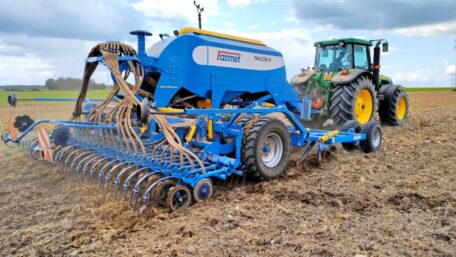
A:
[382,42,389,52]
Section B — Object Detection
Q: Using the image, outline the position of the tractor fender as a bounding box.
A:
[331,69,374,85]
[290,70,318,86]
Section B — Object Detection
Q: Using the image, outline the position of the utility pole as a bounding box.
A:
[194,1,204,29]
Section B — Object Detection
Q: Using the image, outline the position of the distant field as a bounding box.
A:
[403,87,454,92]
[0,88,454,105]
[0,89,111,105]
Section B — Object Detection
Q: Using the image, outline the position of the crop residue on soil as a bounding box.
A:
[1,91,456,256]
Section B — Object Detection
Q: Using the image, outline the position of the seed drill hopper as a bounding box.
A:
[1,27,383,211]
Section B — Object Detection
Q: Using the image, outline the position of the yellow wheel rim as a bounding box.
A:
[355,89,373,124]
[397,97,406,120]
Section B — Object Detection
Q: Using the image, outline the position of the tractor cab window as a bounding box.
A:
[353,44,369,70]
[315,44,352,72]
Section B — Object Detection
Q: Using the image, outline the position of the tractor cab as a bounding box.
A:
[313,38,374,73]
[291,37,408,127]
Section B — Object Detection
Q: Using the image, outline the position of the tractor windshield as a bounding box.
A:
[315,44,353,72]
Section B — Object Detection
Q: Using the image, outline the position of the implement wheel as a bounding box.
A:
[242,117,291,180]
[193,178,213,202]
[359,121,382,153]
[341,120,362,151]
[330,76,378,125]
[379,86,409,126]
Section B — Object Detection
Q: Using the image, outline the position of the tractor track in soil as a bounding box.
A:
[1,91,456,257]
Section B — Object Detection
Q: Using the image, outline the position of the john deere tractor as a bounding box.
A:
[291,38,409,126]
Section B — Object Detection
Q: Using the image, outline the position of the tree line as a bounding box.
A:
[45,77,106,90]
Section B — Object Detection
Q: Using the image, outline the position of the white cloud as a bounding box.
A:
[393,68,441,83]
[382,46,398,57]
[445,65,456,74]
[227,0,251,7]
[0,55,55,85]
[392,20,456,37]
[132,0,220,21]
[247,25,260,30]
[283,16,298,23]
[227,0,268,7]
[223,21,236,29]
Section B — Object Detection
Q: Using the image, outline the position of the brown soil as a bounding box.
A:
[1,91,456,257]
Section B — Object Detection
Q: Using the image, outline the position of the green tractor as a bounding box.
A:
[291,38,409,127]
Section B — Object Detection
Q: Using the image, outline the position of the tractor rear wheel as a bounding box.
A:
[379,86,409,126]
[330,76,378,125]
[242,117,291,180]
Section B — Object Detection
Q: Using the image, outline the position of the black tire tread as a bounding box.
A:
[329,76,378,125]
[242,117,290,180]
[359,121,382,153]
[379,87,409,126]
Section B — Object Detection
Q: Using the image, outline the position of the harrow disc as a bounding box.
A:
[14,115,34,132]
[167,185,192,211]
[152,180,176,207]
[51,125,71,146]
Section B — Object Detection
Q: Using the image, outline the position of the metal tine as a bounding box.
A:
[141,175,174,207]
[98,160,119,190]
[130,171,158,209]
[102,161,130,190]
[81,155,106,177]
[56,145,76,161]
[64,149,84,172]
[75,153,98,174]
[113,165,138,198]
[122,167,149,201]
[70,151,93,173]
[55,145,72,163]
[89,157,111,178]
[58,146,78,170]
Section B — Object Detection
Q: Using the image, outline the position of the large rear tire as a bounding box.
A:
[330,76,378,125]
[379,86,409,126]
[242,117,291,180]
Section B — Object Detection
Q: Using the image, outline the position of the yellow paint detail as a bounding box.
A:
[158,107,185,113]
[207,119,213,140]
[197,99,212,109]
[320,135,329,143]
[140,126,148,134]
[262,102,275,108]
[355,89,373,124]
[324,72,332,81]
[185,124,197,143]
[320,130,339,143]
[397,97,407,120]
[179,27,266,46]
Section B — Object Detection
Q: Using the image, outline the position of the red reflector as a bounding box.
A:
[340,70,349,75]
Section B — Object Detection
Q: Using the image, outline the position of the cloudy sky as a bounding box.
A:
[0,0,455,87]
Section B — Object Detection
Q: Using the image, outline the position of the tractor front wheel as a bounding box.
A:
[330,76,378,125]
